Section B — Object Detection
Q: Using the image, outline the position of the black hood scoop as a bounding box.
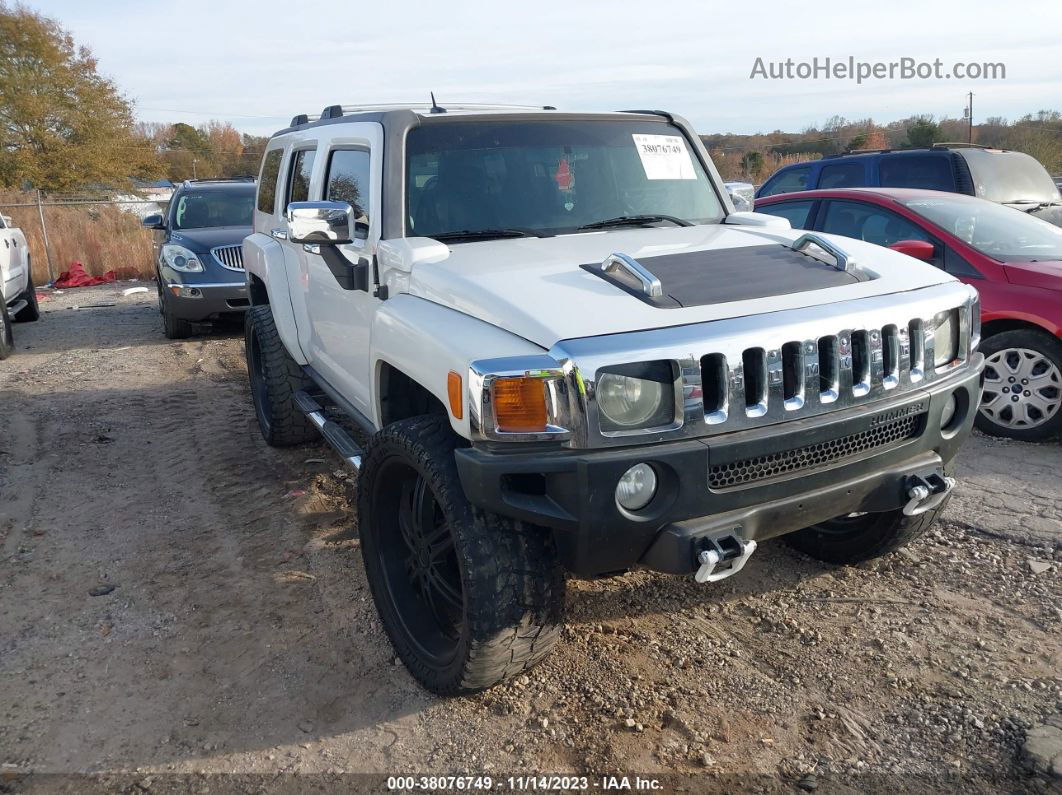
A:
[581,243,868,308]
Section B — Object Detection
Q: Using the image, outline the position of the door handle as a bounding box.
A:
[270,227,288,241]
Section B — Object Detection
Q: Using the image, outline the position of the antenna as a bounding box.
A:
[429,92,446,114]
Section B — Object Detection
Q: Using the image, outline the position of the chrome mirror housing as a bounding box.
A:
[286,201,355,245]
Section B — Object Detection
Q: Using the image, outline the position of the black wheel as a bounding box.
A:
[244,305,316,446]
[162,305,193,339]
[785,496,950,565]
[0,301,13,359]
[13,267,40,322]
[976,329,1062,441]
[358,415,565,695]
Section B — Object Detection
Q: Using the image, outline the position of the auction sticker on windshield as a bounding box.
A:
[632,134,697,180]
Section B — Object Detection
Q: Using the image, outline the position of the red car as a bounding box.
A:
[756,188,1062,441]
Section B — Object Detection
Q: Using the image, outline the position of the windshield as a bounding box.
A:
[905,194,1062,262]
[406,119,724,239]
[960,149,1062,205]
[173,190,255,230]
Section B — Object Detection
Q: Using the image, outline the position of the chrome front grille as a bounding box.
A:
[547,281,979,449]
[211,244,244,271]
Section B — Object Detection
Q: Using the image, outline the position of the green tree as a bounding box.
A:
[904,116,945,148]
[0,2,159,191]
[740,151,764,180]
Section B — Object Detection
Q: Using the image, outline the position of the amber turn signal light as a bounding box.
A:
[493,377,548,433]
[447,371,463,420]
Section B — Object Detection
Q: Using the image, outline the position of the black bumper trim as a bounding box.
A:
[454,357,983,577]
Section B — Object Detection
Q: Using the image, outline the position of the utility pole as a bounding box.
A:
[192,158,198,180]
[35,189,56,284]
[966,92,974,143]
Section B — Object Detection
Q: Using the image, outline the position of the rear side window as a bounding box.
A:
[819,162,864,189]
[758,200,815,229]
[257,149,283,213]
[287,149,316,204]
[325,149,371,227]
[879,155,956,191]
[760,166,812,197]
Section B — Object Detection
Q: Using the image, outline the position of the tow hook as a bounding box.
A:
[694,533,758,584]
[902,472,955,516]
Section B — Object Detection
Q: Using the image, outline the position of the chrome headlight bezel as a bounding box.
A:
[932,309,960,368]
[595,361,679,434]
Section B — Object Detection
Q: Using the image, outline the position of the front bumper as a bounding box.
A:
[456,356,983,577]
[162,280,249,321]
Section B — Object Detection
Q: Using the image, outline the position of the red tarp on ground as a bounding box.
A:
[53,262,116,288]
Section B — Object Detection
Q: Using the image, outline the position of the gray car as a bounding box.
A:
[142,178,255,338]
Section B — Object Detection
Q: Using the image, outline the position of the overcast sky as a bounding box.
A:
[30,0,1062,137]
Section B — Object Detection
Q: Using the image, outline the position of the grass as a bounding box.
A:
[0,192,156,284]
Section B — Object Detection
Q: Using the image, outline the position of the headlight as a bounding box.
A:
[933,310,959,367]
[970,294,982,352]
[596,361,675,432]
[160,243,204,273]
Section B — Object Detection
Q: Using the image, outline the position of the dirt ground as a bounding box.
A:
[1,283,1060,793]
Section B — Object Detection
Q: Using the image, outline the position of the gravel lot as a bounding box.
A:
[1,284,1059,793]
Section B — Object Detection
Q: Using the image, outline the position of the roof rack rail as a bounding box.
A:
[931,142,1001,150]
[288,102,556,125]
[182,176,257,186]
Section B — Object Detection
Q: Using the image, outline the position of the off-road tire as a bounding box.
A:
[13,268,40,322]
[358,415,565,695]
[244,305,316,446]
[0,300,13,359]
[785,496,950,565]
[975,328,1062,442]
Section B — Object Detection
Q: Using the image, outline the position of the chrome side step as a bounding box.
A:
[293,390,364,471]
[8,298,27,316]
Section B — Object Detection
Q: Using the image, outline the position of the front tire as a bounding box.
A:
[0,301,13,359]
[785,497,950,565]
[358,415,565,695]
[244,305,316,446]
[976,329,1062,441]
[13,269,40,322]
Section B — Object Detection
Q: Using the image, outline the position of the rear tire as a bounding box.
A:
[244,305,316,446]
[976,329,1062,441]
[13,269,40,322]
[0,301,13,359]
[358,415,565,695]
[785,497,950,564]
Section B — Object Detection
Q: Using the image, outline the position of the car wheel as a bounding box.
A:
[976,329,1062,441]
[13,269,40,322]
[358,415,565,695]
[785,497,949,564]
[244,305,316,446]
[0,301,14,359]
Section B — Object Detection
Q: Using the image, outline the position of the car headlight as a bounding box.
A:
[160,243,204,273]
[596,361,676,432]
[933,309,959,367]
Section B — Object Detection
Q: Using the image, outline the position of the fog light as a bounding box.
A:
[940,392,958,429]
[615,463,657,511]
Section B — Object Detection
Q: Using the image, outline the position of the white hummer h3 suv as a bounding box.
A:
[242,103,984,694]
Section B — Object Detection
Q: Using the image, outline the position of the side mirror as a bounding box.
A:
[287,201,363,244]
[723,181,754,212]
[142,214,165,229]
[889,239,935,262]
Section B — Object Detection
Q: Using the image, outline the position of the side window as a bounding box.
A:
[879,155,956,191]
[287,149,316,205]
[760,166,812,197]
[257,149,283,214]
[818,162,864,189]
[758,200,815,229]
[325,149,371,231]
[822,200,939,264]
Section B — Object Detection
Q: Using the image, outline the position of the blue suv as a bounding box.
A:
[756,144,1062,227]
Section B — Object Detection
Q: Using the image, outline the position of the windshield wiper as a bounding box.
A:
[431,228,543,242]
[577,214,693,231]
